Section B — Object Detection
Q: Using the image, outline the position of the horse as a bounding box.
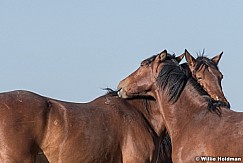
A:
[0,90,169,163]
[118,50,243,162]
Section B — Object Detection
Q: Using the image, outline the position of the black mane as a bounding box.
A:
[156,57,221,115]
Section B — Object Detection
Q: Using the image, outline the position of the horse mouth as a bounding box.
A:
[117,88,149,99]
[117,88,129,98]
[212,95,230,109]
[213,99,231,109]
[117,88,138,98]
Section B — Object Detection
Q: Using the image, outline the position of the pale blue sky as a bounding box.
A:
[0,1,243,111]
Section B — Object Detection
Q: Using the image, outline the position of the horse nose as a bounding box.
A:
[215,96,231,109]
[117,88,122,98]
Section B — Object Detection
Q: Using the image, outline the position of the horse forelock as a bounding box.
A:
[195,55,219,72]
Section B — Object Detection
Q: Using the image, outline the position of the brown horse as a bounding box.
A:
[118,51,243,162]
[0,90,170,163]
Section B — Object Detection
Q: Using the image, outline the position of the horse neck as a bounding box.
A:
[154,80,208,141]
[127,99,165,136]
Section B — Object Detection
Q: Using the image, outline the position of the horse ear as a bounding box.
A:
[156,50,167,62]
[185,49,196,69]
[211,52,223,65]
[176,53,184,63]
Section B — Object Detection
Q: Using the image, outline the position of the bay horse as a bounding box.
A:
[118,50,243,162]
[0,90,170,163]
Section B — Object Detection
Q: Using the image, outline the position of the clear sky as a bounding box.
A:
[0,1,243,111]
